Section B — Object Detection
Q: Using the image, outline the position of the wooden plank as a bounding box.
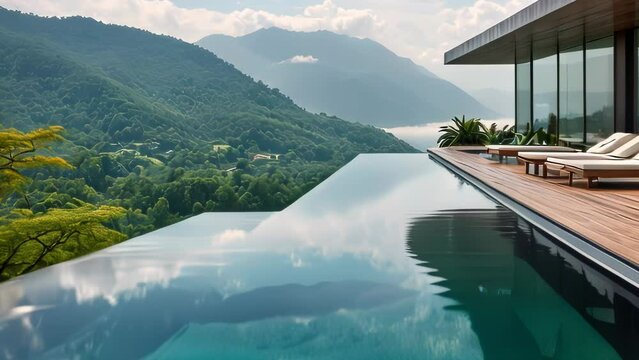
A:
[428,147,639,266]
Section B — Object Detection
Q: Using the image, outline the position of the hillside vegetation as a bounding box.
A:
[0,7,415,277]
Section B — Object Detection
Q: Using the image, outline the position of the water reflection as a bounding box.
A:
[4,280,413,359]
[0,155,492,359]
[407,208,639,359]
[0,154,637,359]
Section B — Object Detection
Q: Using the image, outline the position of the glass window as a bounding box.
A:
[533,38,558,142]
[585,36,614,144]
[559,45,584,143]
[516,46,531,133]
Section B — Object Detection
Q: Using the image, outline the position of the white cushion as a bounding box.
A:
[518,152,609,161]
[586,133,636,154]
[486,145,577,152]
[609,136,639,158]
[547,158,639,170]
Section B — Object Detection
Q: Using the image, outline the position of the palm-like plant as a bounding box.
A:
[510,124,548,145]
[437,116,487,147]
[481,123,515,145]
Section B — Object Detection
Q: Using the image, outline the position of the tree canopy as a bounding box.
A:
[0,126,125,281]
[0,8,417,280]
[0,126,72,201]
[0,204,126,280]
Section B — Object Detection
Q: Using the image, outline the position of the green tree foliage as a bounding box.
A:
[0,8,418,281]
[0,204,126,280]
[438,116,549,147]
[0,8,414,223]
[0,126,72,201]
[482,123,515,145]
[0,126,126,281]
[0,8,414,159]
[437,116,488,147]
[148,197,172,228]
[511,123,550,146]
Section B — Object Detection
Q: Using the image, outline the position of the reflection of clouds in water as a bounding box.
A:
[0,305,53,324]
[235,172,493,287]
[289,252,306,268]
[386,118,514,150]
[22,316,45,352]
[51,215,269,305]
[0,283,24,317]
[193,157,496,305]
[49,156,490,318]
[212,229,247,244]
[6,156,492,310]
[0,154,495,358]
[292,317,313,326]
[59,257,184,305]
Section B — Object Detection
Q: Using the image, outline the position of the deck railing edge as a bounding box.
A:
[427,148,639,288]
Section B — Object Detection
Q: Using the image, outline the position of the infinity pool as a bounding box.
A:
[0,154,637,359]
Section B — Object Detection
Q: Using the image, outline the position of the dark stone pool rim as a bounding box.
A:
[427,150,639,289]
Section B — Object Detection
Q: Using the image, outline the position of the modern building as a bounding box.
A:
[445,0,639,145]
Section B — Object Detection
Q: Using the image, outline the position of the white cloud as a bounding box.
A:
[0,0,383,42]
[0,0,534,90]
[336,0,534,91]
[431,0,534,64]
[280,55,319,64]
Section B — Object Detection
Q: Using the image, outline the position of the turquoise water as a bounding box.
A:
[0,154,637,359]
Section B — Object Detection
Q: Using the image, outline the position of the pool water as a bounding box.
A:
[0,154,637,359]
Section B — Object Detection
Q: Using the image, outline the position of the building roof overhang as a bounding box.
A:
[445,0,639,64]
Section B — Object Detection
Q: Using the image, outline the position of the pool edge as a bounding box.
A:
[427,149,639,289]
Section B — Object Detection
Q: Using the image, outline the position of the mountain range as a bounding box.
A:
[197,28,498,127]
[0,8,413,158]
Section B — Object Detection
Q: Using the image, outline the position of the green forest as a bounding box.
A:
[0,8,416,280]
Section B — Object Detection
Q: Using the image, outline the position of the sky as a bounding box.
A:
[0,0,536,92]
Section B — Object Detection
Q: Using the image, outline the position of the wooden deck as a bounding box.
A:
[428,147,639,267]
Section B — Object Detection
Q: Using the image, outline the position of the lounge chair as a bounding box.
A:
[546,147,639,188]
[485,144,577,163]
[517,133,637,177]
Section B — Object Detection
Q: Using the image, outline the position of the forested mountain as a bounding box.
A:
[0,7,415,243]
[197,28,498,127]
[0,8,412,156]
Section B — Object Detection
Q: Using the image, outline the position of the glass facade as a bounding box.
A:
[533,39,558,140]
[516,46,531,133]
[559,45,584,142]
[585,36,614,144]
[515,33,617,146]
[516,61,531,132]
